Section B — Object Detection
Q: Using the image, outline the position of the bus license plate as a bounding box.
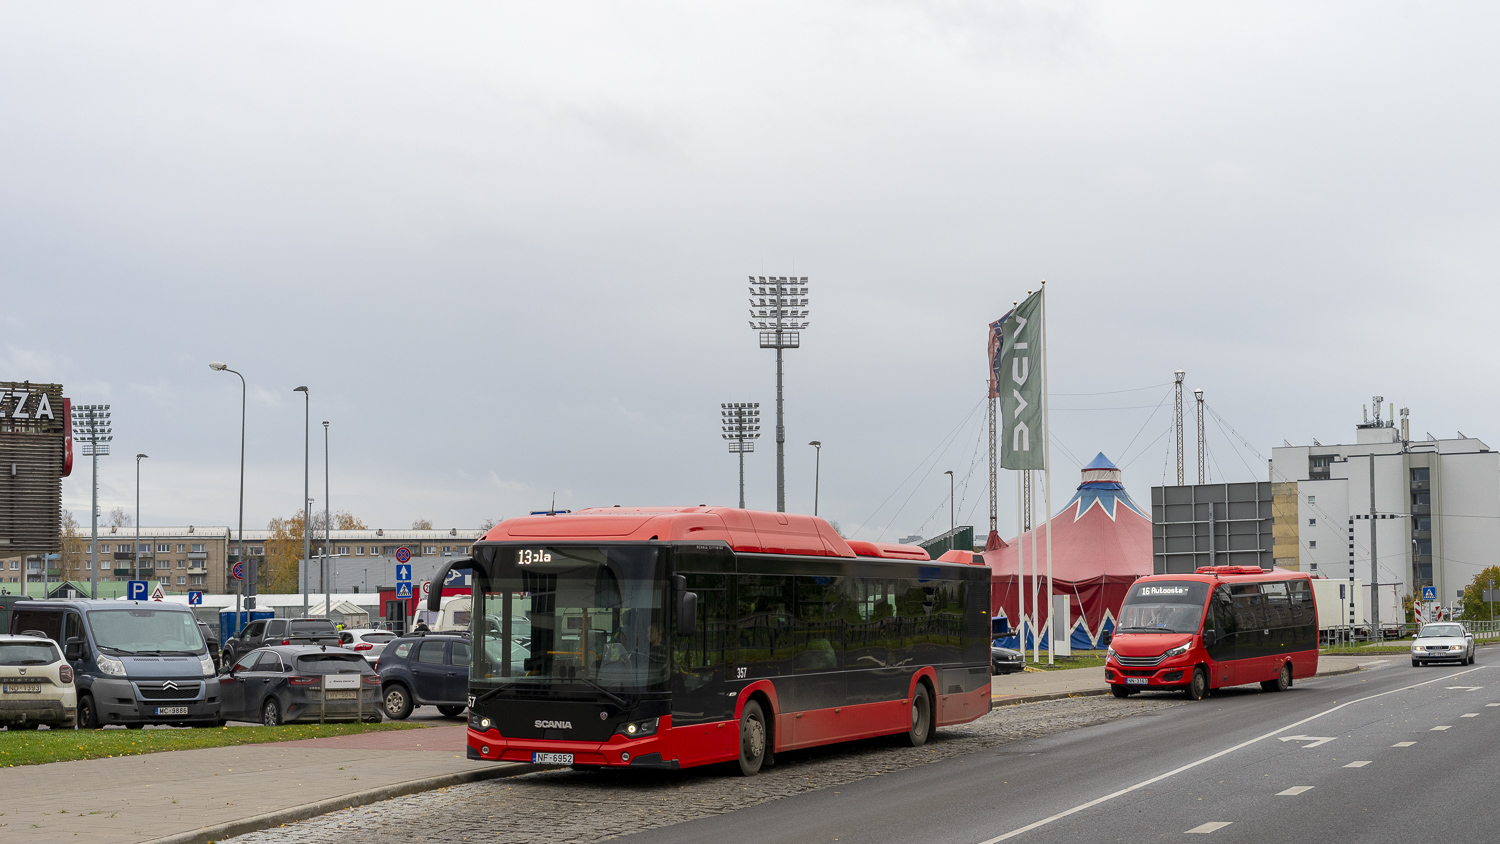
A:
[533,752,573,765]
[155,706,189,716]
[1125,677,1149,685]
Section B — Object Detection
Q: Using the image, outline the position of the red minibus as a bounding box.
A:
[1104,566,1319,700]
[427,507,992,775]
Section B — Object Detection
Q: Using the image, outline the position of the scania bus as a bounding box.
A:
[1104,566,1318,700]
[427,507,991,775]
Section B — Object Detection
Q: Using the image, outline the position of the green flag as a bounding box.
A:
[1000,289,1044,470]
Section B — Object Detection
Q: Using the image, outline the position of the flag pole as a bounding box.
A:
[1031,471,1039,663]
[1041,281,1054,664]
[1015,465,1024,659]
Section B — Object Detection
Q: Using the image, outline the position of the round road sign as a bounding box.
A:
[232,561,245,580]
[395,547,412,564]
[421,580,431,597]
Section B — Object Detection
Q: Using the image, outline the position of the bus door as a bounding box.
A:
[1204,587,1235,686]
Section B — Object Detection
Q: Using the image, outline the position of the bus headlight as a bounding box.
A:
[1162,644,1190,659]
[615,717,659,738]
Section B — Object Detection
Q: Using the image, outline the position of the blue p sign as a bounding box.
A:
[127,580,148,601]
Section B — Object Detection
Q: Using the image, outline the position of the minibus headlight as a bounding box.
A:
[96,654,126,677]
[1162,644,1190,658]
[1106,647,1116,661]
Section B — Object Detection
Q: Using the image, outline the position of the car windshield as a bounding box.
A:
[295,653,372,674]
[0,642,61,665]
[1117,581,1211,634]
[87,609,206,655]
[1418,624,1465,638]
[472,545,668,695]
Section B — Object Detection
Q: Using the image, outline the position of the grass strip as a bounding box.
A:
[0,721,429,768]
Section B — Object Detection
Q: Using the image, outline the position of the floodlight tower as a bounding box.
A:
[73,405,113,599]
[721,402,761,509]
[748,276,810,512]
[1173,370,1185,485]
[1194,388,1206,484]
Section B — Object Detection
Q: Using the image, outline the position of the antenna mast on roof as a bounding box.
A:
[1173,371,1186,485]
[1194,388,1206,484]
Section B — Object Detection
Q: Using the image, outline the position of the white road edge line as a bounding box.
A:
[972,666,1489,844]
[1185,822,1232,834]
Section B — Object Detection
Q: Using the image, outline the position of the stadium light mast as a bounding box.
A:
[748,276,809,513]
[721,402,761,509]
[74,405,112,599]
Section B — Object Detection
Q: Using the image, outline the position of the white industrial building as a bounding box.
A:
[1269,400,1500,630]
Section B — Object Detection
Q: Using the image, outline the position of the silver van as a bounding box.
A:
[10,600,220,729]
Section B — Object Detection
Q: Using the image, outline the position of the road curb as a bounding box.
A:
[991,663,1368,706]
[1311,665,1365,679]
[138,762,541,844]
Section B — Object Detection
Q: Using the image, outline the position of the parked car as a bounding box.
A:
[0,634,77,729]
[1412,622,1475,666]
[339,628,396,663]
[223,618,343,666]
[10,599,218,729]
[198,621,222,673]
[992,642,1025,675]
[218,645,382,725]
[376,633,470,720]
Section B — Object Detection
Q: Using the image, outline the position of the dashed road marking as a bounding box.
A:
[1486,703,1500,707]
[1185,822,1232,834]
[1432,726,1451,731]
[1277,786,1314,796]
[1445,686,1482,691]
[1461,713,1478,717]
[1343,761,1371,768]
[1393,742,1416,747]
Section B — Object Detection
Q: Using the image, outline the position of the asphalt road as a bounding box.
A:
[624,658,1496,844]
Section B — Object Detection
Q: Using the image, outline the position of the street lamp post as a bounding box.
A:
[809,441,822,516]
[294,386,309,616]
[323,420,331,619]
[135,454,148,582]
[944,470,955,532]
[73,405,112,599]
[748,276,810,512]
[721,403,761,509]
[209,363,247,627]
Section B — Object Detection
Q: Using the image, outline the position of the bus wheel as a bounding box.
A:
[1111,684,1131,699]
[1185,667,1209,701]
[904,684,932,747]
[1262,662,1292,693]
[737,701,767,776]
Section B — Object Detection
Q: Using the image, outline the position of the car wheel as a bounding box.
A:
[12,723,39,730]
[436,705,466,718]
[1185,666,1209,701]
[125,723,144,730]
[1111,684,1131,699]
[262,697,282,727]
[903,684,933,747]
[383,684,413,720]
[78,695,103,730]
[736,700,768,776]
[1412,658,1421,667]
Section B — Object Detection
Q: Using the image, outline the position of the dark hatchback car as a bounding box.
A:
[218,645,382,725]
[992,642,1024,674]
[377,633,470,720]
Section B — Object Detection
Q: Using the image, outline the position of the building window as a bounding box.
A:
[355,547,364,555]
[1309,541,1317,549]
[251,547,264,556]
[1307,495,1316,505]
[13,560,22,570]
[383,546,396,555]
[338,546,349,555]
[191,543,204,553]
[190,574,205,585]
[1412,467,1430,482]
[175,544,185,553]
[1309,455,1333,481]
[157,544,170,553]
[1307,518,1316,526]
[423,546,437,555]
[179,560,187,569]
[176,576,186,585]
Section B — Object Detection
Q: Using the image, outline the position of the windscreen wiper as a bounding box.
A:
[473,683,520,707]
[570,675,629,708]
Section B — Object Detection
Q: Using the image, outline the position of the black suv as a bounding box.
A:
[223,618,342,666]
[376,633,470,720]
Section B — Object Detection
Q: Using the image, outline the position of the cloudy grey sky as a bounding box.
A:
[5,2,1499,541]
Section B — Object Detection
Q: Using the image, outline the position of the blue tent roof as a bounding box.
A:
[1084,452,1117,471]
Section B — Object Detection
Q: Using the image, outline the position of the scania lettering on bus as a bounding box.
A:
[1104,565,1319,701]
[431,506,992,775]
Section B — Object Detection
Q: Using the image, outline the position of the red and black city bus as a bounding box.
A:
[428,507,991,775]
[1104,566,1319,700]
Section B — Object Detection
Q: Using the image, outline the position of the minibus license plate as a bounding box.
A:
[533,752,573,765]
[155,706,189,716]
[1125,677,1149,685]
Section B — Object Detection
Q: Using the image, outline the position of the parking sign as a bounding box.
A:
[127,580,148,601]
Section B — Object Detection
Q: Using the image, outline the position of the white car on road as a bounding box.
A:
[0,634,77,729]
[339,629,397,663]
[1412,623,1475,666]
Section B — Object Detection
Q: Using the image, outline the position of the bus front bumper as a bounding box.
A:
[467,726,677,769]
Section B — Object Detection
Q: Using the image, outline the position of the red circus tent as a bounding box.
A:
[984,452,1152,649]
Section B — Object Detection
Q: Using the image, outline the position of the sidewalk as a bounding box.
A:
[0,725,529,844]
[989,653,1394,705]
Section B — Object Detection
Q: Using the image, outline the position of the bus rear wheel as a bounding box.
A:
[736,700,767,777]
[903,684,932,747]
[1185,667,1209,701]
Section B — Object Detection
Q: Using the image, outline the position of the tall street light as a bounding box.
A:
[809,441,822,516]
[323,420,331,619]
[135,454,148,583]
[210,362,248,626]
[721,403,760,509]
[294,386,309,616]
[748,276,810,512]
[944,470,955,533]
[73,405,111,599]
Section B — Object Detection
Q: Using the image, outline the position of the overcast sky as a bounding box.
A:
[5,2,1499,541]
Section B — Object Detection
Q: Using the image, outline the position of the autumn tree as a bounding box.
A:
[262,510,369,594]
[59,509,87,582]
[107,507,132,529]
[1460,565,1500,622]
[412,518,433,530]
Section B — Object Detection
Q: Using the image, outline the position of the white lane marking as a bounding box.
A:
[1185,822,1232,834]
[1277,786,1314,796]
[1445,686,1482,691]
[972,665,1489,844]
[1277,735,1336,748]
[1486,703,1500,707]
[1393,742,1416,747]
[1343,761,1371,768]
[1461,713,1478,717]
[1432,726,1451,731]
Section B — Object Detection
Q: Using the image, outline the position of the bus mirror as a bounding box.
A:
[1202,629,1217,648]
[676,591,698,637]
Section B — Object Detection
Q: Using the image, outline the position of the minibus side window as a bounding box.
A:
[1207,588,1235,661]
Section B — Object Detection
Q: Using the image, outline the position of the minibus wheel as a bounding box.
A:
[1185,667,1209,701]
[1111,684,1131,699]
[1262,662,1292,692]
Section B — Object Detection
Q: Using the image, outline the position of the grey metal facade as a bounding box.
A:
[1151,482,1274,574]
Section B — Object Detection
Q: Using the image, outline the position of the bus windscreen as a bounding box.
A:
[472,546,668,695]
[1117,581,1211,634]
